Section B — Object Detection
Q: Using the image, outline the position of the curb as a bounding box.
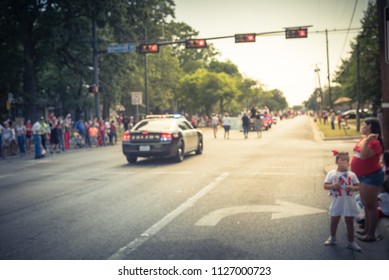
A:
[311,118,361,141]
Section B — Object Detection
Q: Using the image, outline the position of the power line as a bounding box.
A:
[338,0,359,61]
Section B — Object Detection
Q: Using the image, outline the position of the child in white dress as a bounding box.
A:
[324,151,362,251]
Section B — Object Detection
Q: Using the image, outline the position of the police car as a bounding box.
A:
[122,114,203,163]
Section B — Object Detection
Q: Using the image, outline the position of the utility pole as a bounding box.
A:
[144,36,149,115]
[144,19,149,116]
[378,0,389,149]
[314,65,324,119]
[325,30,333,109]
[356,41,361,132]
[92,12,100,119]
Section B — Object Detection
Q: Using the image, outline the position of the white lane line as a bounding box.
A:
[108,172,229,260]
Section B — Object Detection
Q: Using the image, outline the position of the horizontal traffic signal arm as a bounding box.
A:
[134,26,317,53]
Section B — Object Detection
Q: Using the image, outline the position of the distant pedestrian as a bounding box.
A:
[330,111,335,130]
[64,114,71,149]
[88,125,98,147]
[123,115,130,131]
[1,122,13,159]
[99,120,106,146]
[222,113,231,139]
[242,112,250,139]
[254,110,263,138]
[32,119,43,159]
[324,151,361,251]
[109,120,117,145]
[39,117,48,152]
[15,121,26,156]
[337,113,343,129]
[49,121,60,153]
[211,113,219,138]
[25,120,33,154]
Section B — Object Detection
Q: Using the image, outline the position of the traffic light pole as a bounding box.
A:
[325,30,333,109]
[378,0,389,149]
[144,26,149,116]
[92,13,100,120]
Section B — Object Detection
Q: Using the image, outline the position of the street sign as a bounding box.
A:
[131,92,143,105]
[107,43,136,53]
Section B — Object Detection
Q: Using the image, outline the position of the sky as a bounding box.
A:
[172,0,371,107]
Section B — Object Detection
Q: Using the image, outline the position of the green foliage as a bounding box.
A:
[333,2,381,113]
[0,0,289,122]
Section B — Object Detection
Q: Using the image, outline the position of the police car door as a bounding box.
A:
[178,120,196,151]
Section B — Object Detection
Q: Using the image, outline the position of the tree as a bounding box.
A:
[333,2,381,113]
[0,0,176,121]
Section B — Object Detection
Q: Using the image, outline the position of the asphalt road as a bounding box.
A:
[0,116,385,260]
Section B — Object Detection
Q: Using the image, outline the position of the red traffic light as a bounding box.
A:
[186,39,207,49]
[139,44,159,54]
[235,33,256,43]
[285,28,308,39]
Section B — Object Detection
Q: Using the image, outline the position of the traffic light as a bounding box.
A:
[235,33,256,43]
[285,28,308,39]
[139,44,159,54]
[186,39,207,49]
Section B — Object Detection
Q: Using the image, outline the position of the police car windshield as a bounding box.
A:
[133,119,176,131]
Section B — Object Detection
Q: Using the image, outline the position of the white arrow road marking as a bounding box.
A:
[195,200,326,226]
[108,172,229,260]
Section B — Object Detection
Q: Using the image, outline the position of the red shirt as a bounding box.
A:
[350,138,383,177]
[26,123,33,137]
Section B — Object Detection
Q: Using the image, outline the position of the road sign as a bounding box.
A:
[107,43,136,53]
[131,92,143,105]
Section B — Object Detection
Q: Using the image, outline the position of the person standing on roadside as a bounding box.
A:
[15,120,26,157]
[337,112,343,130]
[25,120,33,154]
[222,113,231,139]
[330,110,336,130]
[351,118,385,242]
[323,151,361,251]
[40,117,48,152]
[254,110,263,138]
[242,112,250,139]
[109,120,117,145]
[49,120,60,153]
[1,122,13,159]
[211,113,219,139]
[99,119,107,146]
[32,119,43,159]
[64,114,71,150]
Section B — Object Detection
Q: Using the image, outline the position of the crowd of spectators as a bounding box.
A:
[0,112,128,160]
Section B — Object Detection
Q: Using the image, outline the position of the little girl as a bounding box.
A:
[324,151,362,251]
